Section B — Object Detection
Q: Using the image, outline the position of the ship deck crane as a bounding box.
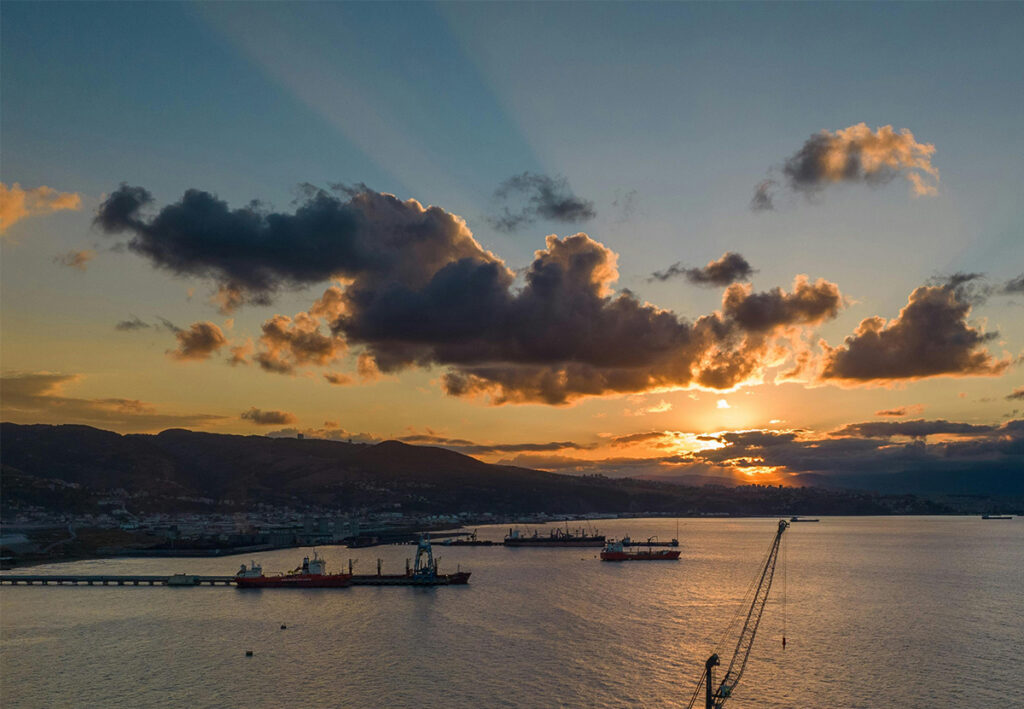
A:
[686,519,789,709]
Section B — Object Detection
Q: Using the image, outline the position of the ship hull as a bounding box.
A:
[600,550,681,561]
[350,571,471,586]
[234,574,352,588]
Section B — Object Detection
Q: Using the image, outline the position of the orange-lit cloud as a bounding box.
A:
[254,287,348,375]
[0,182,82,235]
[93,184,852,404]
[819,281,1009,384]
[624,399,672,417]
[240,407,296,425]
[0,372,224,431]
[53,249,96,271]
[170,322,228,361]
[875,404,925,417]
[753,123,939,209]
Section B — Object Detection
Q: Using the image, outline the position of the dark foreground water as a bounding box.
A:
[2,517,1022,707]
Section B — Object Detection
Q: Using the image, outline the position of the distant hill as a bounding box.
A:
[3,423,1016,517]
[0,423,701,515]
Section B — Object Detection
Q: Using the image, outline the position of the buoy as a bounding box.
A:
[245,650,254,656]
[280,624,287,630]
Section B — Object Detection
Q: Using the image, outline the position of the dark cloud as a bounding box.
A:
[753,123,939,207]
[54,249,95,271]
[487,173,595,232]
[928,272,992,305]
[98,183,847,404]
[649,252,755,287]
[95,183,496,308]
[874,405,925,418]
[722,276,843,332]
[1003,274,1024,294]
[490,419,1023,489]
[608,431,676,447]
[393,434,593,455]
[156,317,181,333]
[1007,387,1024,401]
[685,420,1024,492]
[750,179,776,211]
[0,372,224,431]
[116,316,181,333]
[240,407,296,425]
[820,281,1009,383]
[170,322,228,361]
[323,372,353,386]
[115,315,150,331]
[832,419,996,439]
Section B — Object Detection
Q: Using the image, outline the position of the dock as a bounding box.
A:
[0,574,236,586]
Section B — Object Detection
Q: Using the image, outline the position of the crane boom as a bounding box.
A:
[687,519,789,709]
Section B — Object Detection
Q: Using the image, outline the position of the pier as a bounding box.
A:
[0,574,236,586]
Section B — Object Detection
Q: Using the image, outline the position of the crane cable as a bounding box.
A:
[782,532,788,651]
[684,666,708,709]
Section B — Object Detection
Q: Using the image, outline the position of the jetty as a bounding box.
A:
[0,573,235,586]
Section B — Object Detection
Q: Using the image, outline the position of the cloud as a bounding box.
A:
[324,372,353,386]
[254,287,348,375]
[95,183,501,309]
[170,322,228,361]
[265,426,381,444]
[750,179,776,211]
[115,315,151,331]
[624,399,672,417]
[832,419,996,439]
[0,372,224,431]
[820,281,1009,384]
[393,433,594,455]
[722,276,843,332]
[687,421,1023,484]
[240,407,297,425]
[649,252,755,287]
[875,404,925,417]
[1003,274,1024,294]
[0,182,82,235]
[487,173,595,232]
[54,250,95,271]
[753,123,939,208]
[1007,387,1024,401]
[96,183,849,404]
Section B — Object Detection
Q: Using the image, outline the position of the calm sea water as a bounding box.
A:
[2,517,1022,708]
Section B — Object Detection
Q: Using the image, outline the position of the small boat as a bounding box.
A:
[234,550,352,588]
[981,514,1013,520]
[600,539,680,561]
[790,516,820,522]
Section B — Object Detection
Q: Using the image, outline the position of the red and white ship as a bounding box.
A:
[600,538,681,561]
[234,550,352,588]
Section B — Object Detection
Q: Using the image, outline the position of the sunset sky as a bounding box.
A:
[2,2,1022,485]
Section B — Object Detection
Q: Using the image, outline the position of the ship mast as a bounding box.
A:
[687,519,789,709]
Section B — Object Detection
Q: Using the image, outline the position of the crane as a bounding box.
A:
[686,519,789,709]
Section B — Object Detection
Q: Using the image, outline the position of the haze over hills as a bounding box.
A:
[2,423,1020,521]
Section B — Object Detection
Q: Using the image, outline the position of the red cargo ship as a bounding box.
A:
[234,550,352,588]
[600,539,680,561]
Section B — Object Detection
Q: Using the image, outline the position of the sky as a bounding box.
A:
[2,2,1022,486]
